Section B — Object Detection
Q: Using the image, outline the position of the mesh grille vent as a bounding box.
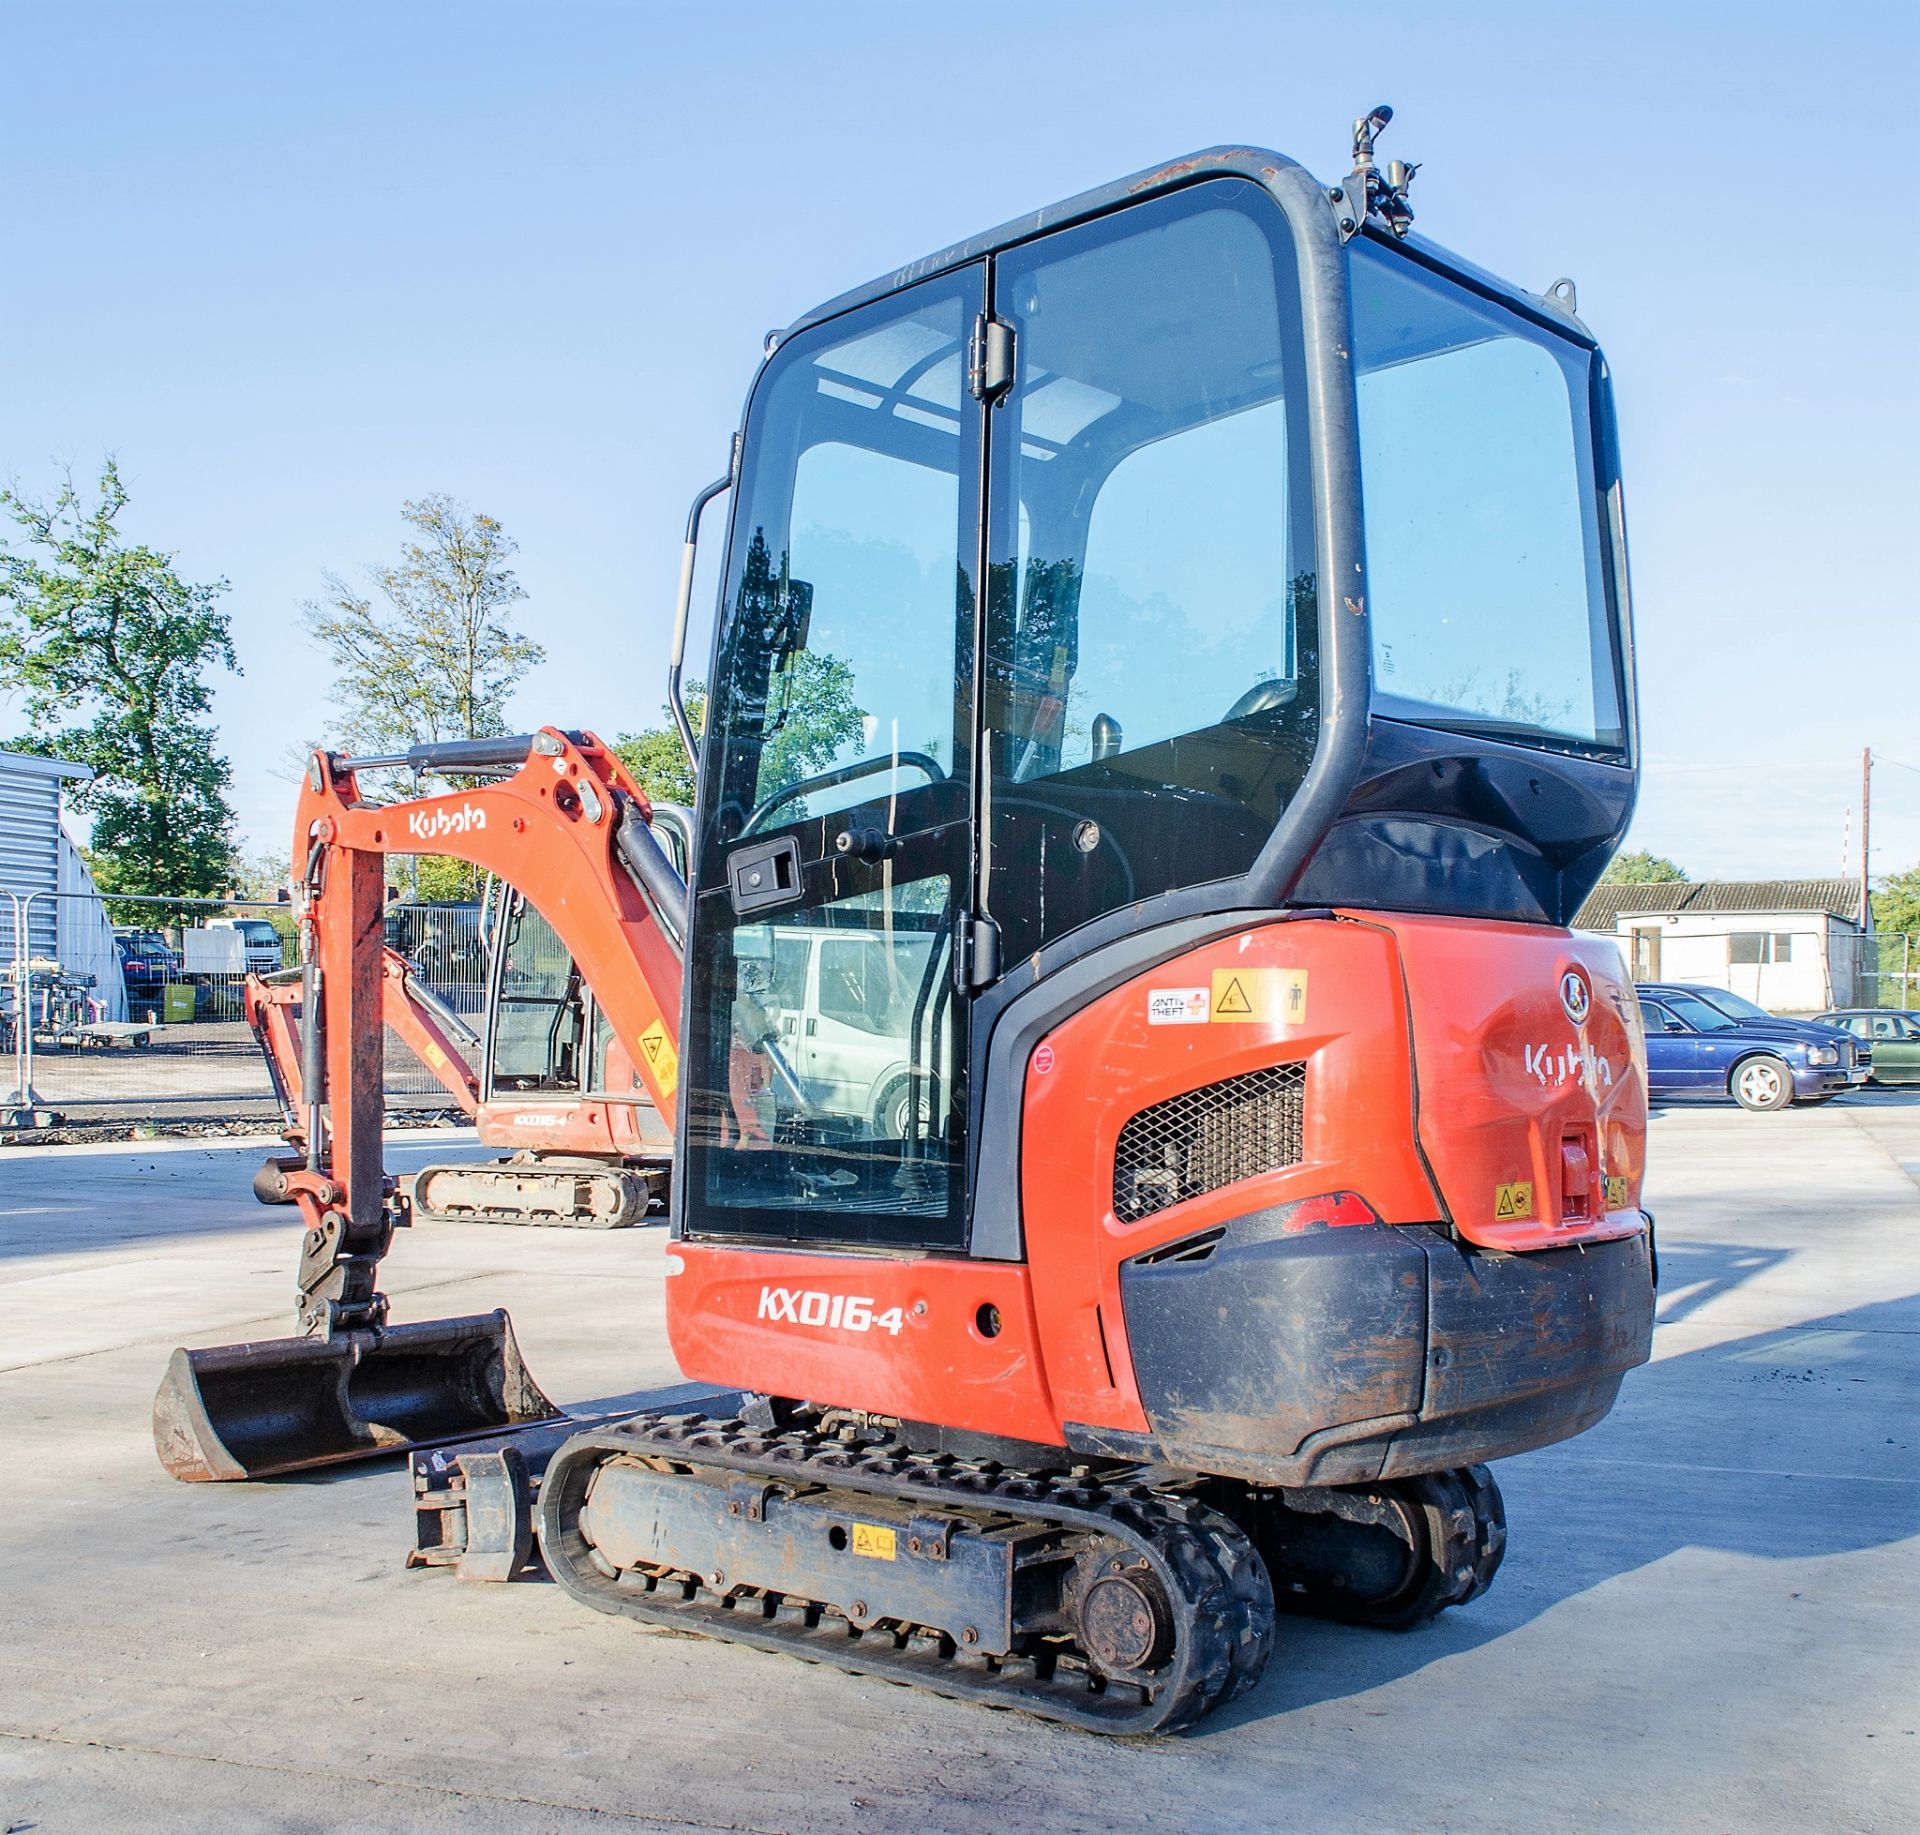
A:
[1112,1064,1306,1224]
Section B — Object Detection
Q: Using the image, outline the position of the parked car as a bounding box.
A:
[1636,989,1856,1111]
[112,928,180,1000]
[205,916,284,973]
[1637,982,1870,1085]
[1815,1009,1920,1085]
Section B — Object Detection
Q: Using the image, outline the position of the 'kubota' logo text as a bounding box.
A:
[757,1286,906,1335]
[1523,1038,1616,1092]
[406,803,487,842]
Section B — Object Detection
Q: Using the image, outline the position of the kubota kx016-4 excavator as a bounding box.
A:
[154,114,1656,1733]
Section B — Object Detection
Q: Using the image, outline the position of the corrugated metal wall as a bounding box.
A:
[0,752,79,963]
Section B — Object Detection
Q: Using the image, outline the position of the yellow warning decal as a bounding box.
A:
[1209,968,1309,1025]
[637,1019,679,1098]
[1604,1174,1629,1209]
[851,1523,897,1561]
[1494,1181,1534,1221]
[422,1041,448,1072]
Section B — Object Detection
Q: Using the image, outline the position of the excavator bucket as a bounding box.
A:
[152,1310,562,1482]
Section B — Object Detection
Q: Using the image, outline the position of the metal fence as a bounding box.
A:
[3,888,484,1133]
[1833,931,1920,1013]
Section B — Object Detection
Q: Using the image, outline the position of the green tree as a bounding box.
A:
[614,651,866,822]
[755,649,865,803]
[309,495,546,899]
[0,461,239,897]
[306,494,545,754]
[612,683,705,807]
[1872,865,1920,935]
[1603,849,1689,885]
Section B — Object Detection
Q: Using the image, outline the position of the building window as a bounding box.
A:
[1729,932,1794,965]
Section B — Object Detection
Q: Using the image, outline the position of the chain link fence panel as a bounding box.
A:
[3,889,484,1135]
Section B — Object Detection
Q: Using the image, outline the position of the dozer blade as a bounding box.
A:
[152,1309,562,1482]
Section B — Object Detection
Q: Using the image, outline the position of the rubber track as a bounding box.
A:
[411,1165,652,1229]
[1443,1463,1508,1607]
[539,1412,1275,1734]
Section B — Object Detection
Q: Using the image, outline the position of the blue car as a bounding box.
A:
[1635,988,1857,1111]
[1637,982,1870,1085]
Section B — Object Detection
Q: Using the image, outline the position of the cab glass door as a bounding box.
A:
[981,177,1318,969]
[686,268,984,1249]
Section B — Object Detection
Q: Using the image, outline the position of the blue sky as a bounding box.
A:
[4,0,1917,882]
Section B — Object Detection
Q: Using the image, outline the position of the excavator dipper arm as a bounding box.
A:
[152,727,686,1481]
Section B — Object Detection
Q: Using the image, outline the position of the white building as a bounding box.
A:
[1574,879,1867,1014]
[0,748,125,1021]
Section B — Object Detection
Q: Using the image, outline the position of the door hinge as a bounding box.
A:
[967,315,1015,402]
[961,915,1001,989]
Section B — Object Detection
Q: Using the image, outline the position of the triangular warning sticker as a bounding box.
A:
[635,1018,679,1097]
[1214,975,1254,1017]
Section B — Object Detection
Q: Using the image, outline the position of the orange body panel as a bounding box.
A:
[1392,918,1647,1252]
[666,912,1651,1452]
[1020,917,1440,1437]
[666,1245,1057,1444]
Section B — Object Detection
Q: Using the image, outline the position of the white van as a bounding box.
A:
[205,917,284,973]
[743,925,946,1140]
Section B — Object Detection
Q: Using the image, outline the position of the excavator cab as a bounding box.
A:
[680,158,1633,1264]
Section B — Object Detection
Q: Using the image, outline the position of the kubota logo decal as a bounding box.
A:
[406,803,488,841]
[757,1286,906,1335]
[1559,967,1591,1025]
[1523,1038,1617,1091]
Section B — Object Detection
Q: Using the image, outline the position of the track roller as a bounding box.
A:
[1249,1464,1506,1631]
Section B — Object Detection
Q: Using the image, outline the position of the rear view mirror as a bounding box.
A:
[1663,1019,1686,1033]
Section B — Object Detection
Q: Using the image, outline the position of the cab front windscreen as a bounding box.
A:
[1351,239,1626,756]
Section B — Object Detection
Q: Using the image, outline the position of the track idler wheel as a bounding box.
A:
[1255,1465,1506,1632]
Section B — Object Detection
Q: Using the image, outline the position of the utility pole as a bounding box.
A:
[1860,747,1873,931]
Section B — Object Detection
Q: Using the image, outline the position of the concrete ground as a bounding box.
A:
[1,1101,1915,1834]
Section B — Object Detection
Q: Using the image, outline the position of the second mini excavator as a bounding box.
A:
[155,110,1656,1734]
[242,806,694,1226]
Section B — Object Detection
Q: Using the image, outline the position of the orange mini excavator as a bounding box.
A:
[242,819,692,1226]
[154,111,1656,1733]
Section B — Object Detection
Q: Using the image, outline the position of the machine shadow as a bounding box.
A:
[1204,1290,1920,1736]
[1649,1240,1791,1328]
